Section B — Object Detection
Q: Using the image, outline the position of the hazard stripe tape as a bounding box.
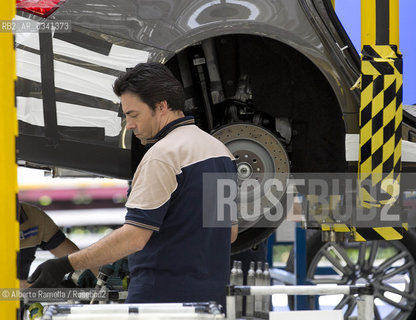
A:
[321,224,351,233]
[356,44,403,241]
[333,224,350,233]
[345,133,416,162]
[358,45,402,214]
[306,195,352,234]
[354,227,404,241]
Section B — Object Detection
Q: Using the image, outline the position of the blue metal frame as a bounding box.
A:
[269,223,321,310]
[294,223,309,310]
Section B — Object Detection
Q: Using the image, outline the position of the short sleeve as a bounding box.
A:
[19,203,66,251]
[125,159,178,231]
[37,207,66,249]
[39,207,62,243]
[39,229,66,250]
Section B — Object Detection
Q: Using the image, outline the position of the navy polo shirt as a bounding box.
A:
[124,117,236,306]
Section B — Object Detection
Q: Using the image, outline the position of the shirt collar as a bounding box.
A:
[145,116,195,147]
[19,203,28,224]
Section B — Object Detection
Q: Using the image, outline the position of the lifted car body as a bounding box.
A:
[15,0,416,253]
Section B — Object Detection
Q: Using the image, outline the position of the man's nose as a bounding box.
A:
[126,120,136,130]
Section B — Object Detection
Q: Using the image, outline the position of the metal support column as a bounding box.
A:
[266,232,275,266]
[294,223,309,310]
[356,0,404,241]
[0,0,20,319]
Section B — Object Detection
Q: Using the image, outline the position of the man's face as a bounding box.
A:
[121,91,161,145]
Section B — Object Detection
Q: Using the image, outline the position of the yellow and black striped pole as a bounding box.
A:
[0,0,20,318]
[356,0,403,241]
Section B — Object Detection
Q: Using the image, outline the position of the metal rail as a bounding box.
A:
[226,284,374,320]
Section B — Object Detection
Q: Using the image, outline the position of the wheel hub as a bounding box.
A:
[235,149,265,180]
[237,162,252,179]
[213,123,290,230]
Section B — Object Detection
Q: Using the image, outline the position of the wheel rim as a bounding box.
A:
[212,123,290,231]
[307,240,416,320]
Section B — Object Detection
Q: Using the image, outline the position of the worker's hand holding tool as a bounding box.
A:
[27,256,74,288]
[68,269,97,288]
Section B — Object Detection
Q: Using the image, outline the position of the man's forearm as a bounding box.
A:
[68,224,152,271]
[50,238,79,258]
[231,224,238,243]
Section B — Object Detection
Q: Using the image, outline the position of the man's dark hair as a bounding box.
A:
[113,62,185,112]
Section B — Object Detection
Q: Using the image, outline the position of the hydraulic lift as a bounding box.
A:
[0,0,19,319]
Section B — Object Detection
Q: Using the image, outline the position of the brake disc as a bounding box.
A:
[213,123,290,230]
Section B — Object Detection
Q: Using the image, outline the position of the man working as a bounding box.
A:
[28,62,238,306]
[18,202,79,288]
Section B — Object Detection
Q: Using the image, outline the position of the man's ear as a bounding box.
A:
[157,101,168,113]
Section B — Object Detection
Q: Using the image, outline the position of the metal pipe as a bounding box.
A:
[239,285,354,296]
[41,314,223,320]
[69,307,195,314]
[254,261,263,315]
[245,261,255,317]
[262,263,271,313]
[227,285,373,319]
[361,0,399,47]
[235,261,243,318]
[44,303,225,319]
[388,0,399,47]
[201,38,224,104]
[226,295,236,320]
[55,303,204,313]
[357,294,374,320]
[361,0,377,48]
